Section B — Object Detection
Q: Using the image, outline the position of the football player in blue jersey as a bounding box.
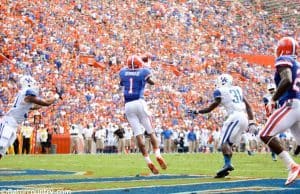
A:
[260,37,300,185]
[119,55,167,174]
[0,75,62,158]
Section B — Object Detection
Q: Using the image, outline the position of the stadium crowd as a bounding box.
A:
[0,0,299,154]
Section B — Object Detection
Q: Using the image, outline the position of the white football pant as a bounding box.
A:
[0,116,18,156]
[125,99,154,136]
[220,111,248,146]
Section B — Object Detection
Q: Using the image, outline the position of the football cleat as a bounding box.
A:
[147,163,159,175]
[156,156,167,170]
[214,171,229,178]
[285,163,300,186]
[215,164,234,178]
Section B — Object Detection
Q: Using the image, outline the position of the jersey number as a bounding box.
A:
[129,78,133,94]
[13,95,20,108]
[229,89,242,103]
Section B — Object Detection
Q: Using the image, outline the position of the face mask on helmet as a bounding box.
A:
[276,37,298,58]
[216,74,233,87]
[20,75,39,93]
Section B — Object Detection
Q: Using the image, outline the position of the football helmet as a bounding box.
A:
[276,37,298,57]
[20,75,39,92]
[126,55,144,69]
[216,74,233,87]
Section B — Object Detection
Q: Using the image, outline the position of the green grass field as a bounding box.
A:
[0,152,299,193]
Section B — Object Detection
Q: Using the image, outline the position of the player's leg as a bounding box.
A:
[138,99,167,170]
[125,101,159,174]
[0,119,16,159]
[216,113,247,178]
[290,125,300,156]
[260,105,300,185]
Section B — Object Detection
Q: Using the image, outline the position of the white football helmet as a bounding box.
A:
[267,83,276,91]
[216,74,233,87]
[20,75,39,93]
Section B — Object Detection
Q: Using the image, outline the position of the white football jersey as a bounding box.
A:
[6,89,37,124]
[214,85,246,115]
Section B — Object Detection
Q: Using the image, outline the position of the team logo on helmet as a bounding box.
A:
[216,74,233,87]
[20,75,39,93]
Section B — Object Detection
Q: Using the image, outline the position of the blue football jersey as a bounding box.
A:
[119,67,151,103]
[274,55,300,106]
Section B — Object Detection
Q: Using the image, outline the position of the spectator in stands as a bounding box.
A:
[94,126,106,153]
[161,126,173,153]
[13,129,20,155]
[124,126,133,153]
[188,128,197,153]
[70,124,79,154]
[21,121,33,154]
[114,125,126,154]
[83,123,94,154]
[40,125,48,154]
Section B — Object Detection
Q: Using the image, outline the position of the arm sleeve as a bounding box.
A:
[275,57,292,68]
[213,89,221,99]
[262,97,269,105]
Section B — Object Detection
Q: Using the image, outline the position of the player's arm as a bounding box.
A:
[146,77,154,85]
[197,97,221,114]
[243,97,254,120]
[190,97,221,114]
[189,89,221,114]
[145,68,154,85]
[272,66,292,102]
[24,95,59,106]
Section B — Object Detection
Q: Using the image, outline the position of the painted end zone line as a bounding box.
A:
[0,174,205,187]
[72,178,300,194]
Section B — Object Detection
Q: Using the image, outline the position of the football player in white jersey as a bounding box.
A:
[0,75,62,158]
[189,74,255,178]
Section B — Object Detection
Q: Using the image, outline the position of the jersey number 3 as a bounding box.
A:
[229,89,242,103]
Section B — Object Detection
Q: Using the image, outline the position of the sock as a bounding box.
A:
[144,155,152,164]
[278,151,295,170]
[224,154,231,166]
[153,148,161,158]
